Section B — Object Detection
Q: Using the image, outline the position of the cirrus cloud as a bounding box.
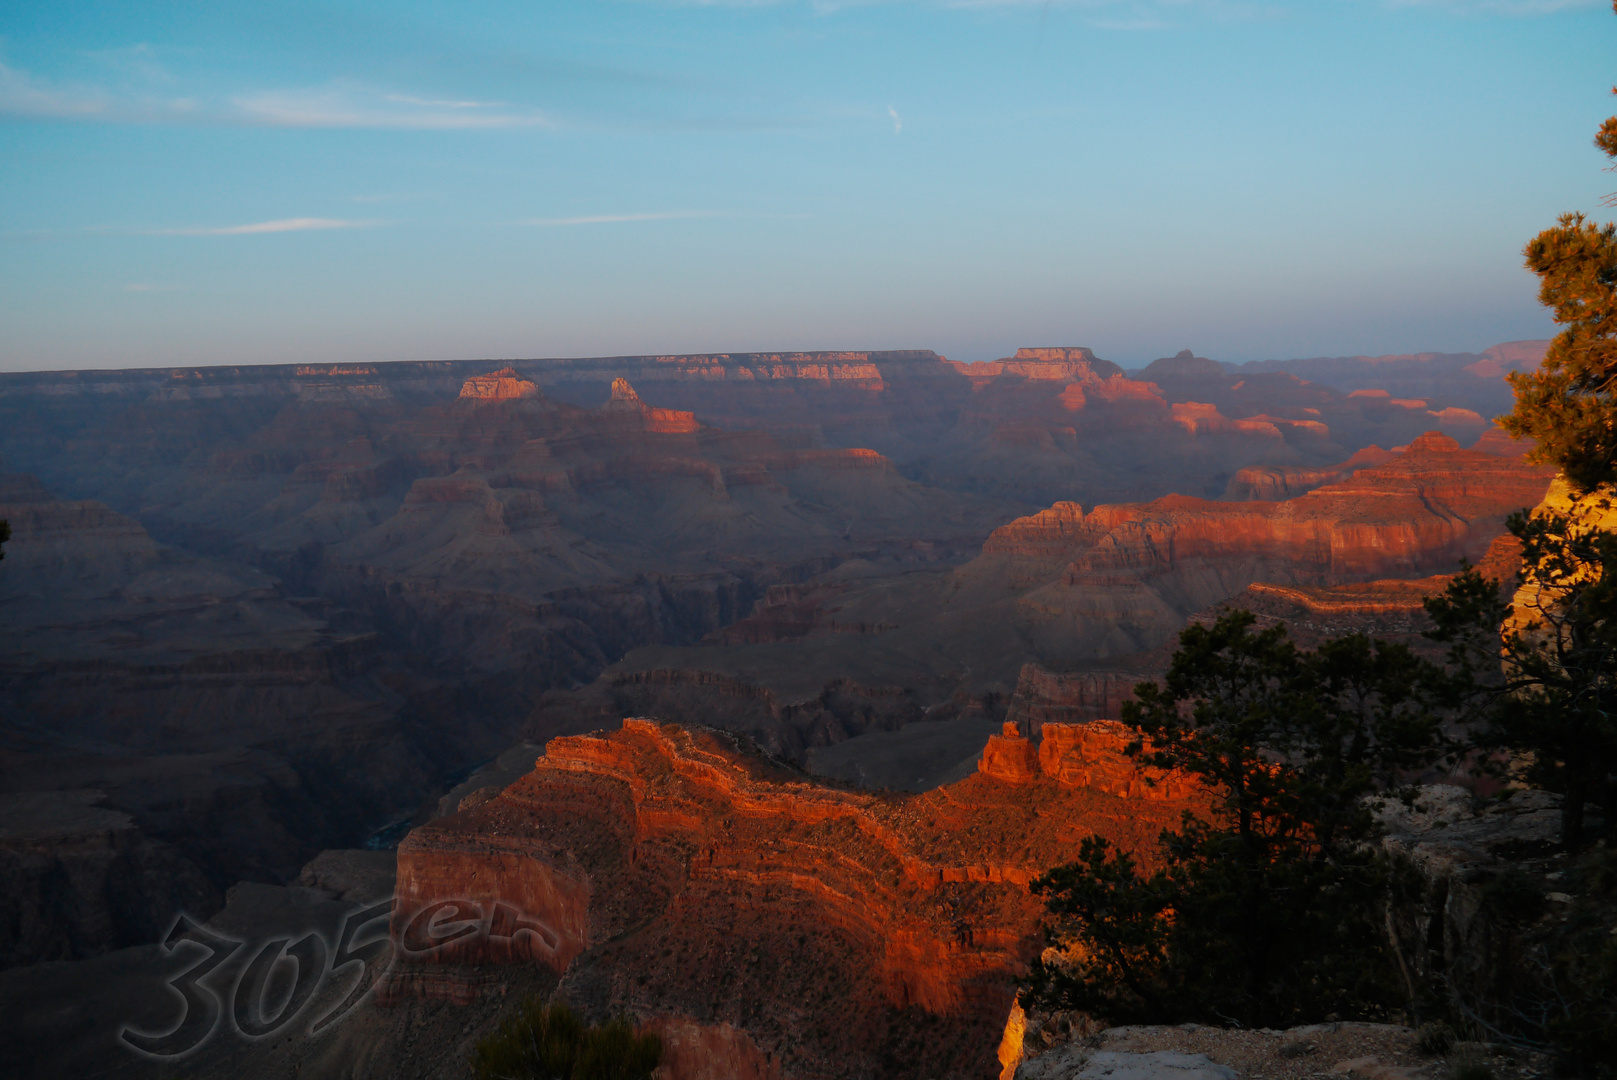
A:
[520,211,721,226]
[131,218,380,236]
[232,87,551,129]
[0,61,550,129]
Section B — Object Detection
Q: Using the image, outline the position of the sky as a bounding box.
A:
[2,1,1615,372]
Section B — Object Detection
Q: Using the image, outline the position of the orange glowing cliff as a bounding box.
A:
[389,719,1208,1079]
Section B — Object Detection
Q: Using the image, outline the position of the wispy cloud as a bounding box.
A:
[819,0,1592,16]
[0,60,122,119]
[936,0,1263,19]
[81,43,174,85]
[1384,0,1597,11]
[520,211,721,226]
[131,218,379,236]
[888,105,902,134]
[0,62,550,129]
[350,192,437,204]
[383,94,508,109]
[1089,15,1172,29]
[122,282,186,292]
[232,87,551,129]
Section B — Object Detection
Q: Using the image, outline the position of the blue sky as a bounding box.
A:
[2,1,1614,371]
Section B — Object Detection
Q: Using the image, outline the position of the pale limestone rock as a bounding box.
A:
[1327,1056,1426,1080]
[1018,1049,1237,1080]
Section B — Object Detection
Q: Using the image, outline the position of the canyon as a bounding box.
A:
[0,341,1556,1078]
[607,428,1550,765]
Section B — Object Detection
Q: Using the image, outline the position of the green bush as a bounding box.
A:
[469,999,661,1080]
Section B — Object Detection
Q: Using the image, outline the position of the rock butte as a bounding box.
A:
[389,718,1209,1080]
[458,367,542,401]
[603,376,702,434]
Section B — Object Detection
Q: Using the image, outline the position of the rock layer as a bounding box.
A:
[391,719,1210,1079]
[0,474,461,968]
[1004,666,1140,737]
[962,430,1552,661]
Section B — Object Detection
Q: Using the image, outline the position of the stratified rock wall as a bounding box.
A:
[1004,665,1140,737]
[0,790,216,967]
[0,475,464,968]
[1224,445,1398,500]
[459,367,542,401]
[957,430,1554,663]
[392,719,1208,1080]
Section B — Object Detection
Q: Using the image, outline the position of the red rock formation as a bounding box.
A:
[1243,531,1523,619]
[390,719,1208,1079]
[980,719,1194,799]
[1224,445,1398,500]
[459,368,542,401]
[391,842,589,971]
[984,430,1551,583]
[1170,401,1283,439]
[980,502,1090,562]
[950,347,1123,382]
[602,377,702,434]
[941,429,1554,667]
[978,722,1040,782]
[1245,577,1451,616]
[1036,722,1197,800]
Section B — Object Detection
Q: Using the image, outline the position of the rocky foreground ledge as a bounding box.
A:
[1015,1022,1547,1080]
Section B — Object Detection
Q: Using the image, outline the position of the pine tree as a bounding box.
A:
[1429,0,1617,848]
[1501,2,1617,494]
[1025,612,1449,1027]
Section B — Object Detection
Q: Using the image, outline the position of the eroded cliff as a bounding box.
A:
[390,719,1208,1079]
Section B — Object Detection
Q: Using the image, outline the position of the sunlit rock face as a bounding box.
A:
[979,721,1195,799]
[1499,474,1617,662]
[955,429,1555,662]
[1224,444,1399,500]
[459,367,542,401]
[949,346,1123,382]
[390,719,1209,1080]
[984,429,1551,583]
[978,722,1040,782]
[601,376,702,433]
